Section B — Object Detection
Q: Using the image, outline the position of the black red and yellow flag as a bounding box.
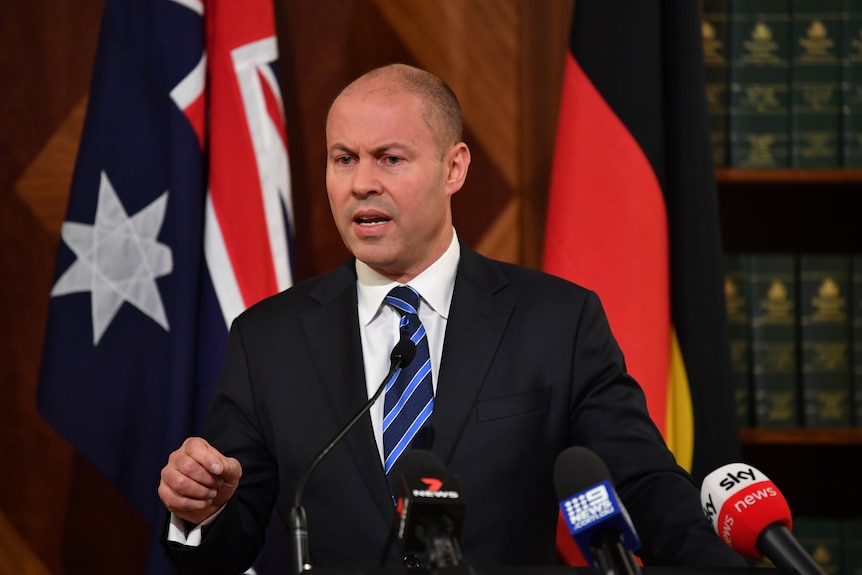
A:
[544,3,740,561]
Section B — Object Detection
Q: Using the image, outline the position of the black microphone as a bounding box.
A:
[289,338,416,575]
[700,463,826,575]
[554,446,642,575]
[391,449,472,574]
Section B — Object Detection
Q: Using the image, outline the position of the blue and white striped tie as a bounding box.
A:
[382,285,434,475]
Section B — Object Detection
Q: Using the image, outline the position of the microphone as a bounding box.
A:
[391,449,471,573]
[289,338,416,575]
[554,446,642,575]
[700,462,826,575]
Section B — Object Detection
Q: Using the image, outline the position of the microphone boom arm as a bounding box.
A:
[289,339,416,575]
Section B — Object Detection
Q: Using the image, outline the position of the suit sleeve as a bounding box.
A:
[162,315,279,575]
[567,291,746,567]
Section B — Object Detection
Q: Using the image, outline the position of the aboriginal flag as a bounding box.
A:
[544,3,740,557]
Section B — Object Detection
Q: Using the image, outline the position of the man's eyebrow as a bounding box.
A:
[328,142,355,155]
[370,143,410,156]
[327,142,412,156]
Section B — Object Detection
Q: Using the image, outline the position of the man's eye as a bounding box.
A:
[384,156,401,165]
[336,156,353,165]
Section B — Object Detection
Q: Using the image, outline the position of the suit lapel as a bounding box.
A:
[433,246,514,466]
[301,262,394,525]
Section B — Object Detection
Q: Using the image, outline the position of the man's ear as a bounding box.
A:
[445,142,471,196]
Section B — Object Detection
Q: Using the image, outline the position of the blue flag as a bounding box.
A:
[37,0,293,572]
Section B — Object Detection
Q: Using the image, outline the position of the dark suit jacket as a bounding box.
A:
[164,244,745,574]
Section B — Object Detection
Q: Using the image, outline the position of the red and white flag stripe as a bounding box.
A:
[172,0,293,327]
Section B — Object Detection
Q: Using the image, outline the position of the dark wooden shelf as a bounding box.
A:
[716,167,862,185]
[716,168,862,253]
[740,427,862,446]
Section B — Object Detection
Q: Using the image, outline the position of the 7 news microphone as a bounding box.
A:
[554,446,642,575]
[700,462,827,575]
[288,338,416,575]
[391,449,474,574]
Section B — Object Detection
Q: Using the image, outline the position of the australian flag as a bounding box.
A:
[37,0,293,573]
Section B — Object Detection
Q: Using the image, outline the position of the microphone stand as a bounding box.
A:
[590,530,642,575]
[289,339,416,575]
[421,524,476,575]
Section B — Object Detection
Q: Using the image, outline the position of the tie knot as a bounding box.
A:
[385,285,421,316]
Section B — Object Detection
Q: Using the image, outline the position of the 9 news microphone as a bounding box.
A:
[554,447,642,575]
[391,449,473,574]
[288,338,416,575]
[700,463,826,575]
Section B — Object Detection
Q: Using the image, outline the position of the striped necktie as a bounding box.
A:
[382,285,434,475]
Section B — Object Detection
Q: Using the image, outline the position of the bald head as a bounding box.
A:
[330,64,463,154]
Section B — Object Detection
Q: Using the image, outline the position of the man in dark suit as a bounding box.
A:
[158,63,745,574]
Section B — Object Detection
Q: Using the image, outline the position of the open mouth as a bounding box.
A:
[355,215,391,226]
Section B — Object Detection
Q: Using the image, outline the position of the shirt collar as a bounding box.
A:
[356,230,460,326]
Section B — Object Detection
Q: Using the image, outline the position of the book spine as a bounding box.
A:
[842,0,862,166]
[729,0,792,168]
[791,0,843,167]
[793,517,845,574]
[725,253,752,427]
[852,255,862,426]
[704,0,731,167]
[750,254,799,427]
[799,254,852,427]
[843,518,862,575]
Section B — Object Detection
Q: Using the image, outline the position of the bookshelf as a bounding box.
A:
[717,168,862,518]
[703,1,862,562]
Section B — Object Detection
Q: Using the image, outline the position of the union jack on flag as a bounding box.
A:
[37,0,293,572]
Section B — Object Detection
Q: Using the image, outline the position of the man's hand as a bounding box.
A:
[158,437,242,526]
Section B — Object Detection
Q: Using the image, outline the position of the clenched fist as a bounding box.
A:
[158,437,242,526]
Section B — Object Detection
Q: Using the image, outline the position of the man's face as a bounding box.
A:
[325,84,468,283]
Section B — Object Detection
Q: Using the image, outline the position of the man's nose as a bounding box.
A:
[351,160,380,197]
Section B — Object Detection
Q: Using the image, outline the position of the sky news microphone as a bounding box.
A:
[391,449,471,573]
[700,463,826,575]
[554,446,642,575]
[288,338,416,575]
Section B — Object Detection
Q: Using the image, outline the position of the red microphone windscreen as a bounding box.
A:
[700,463,792,557]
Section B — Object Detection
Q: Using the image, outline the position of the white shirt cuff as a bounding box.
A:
[166,506,224,547]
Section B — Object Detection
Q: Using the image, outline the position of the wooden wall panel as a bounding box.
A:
[0,1,572,572]
[520,2,573,268]
[375,1,522,186]
[0,1,139,574]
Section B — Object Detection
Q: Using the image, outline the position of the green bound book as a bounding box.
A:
[794,517,844,574]
[844,519,862,575]
[852,255,862,425]
[791,0,842,167]
[729,0,792,167]
[725,253,752,426]
[704,0,730,167]
[799,254,852,427]
[750,254,799,427]
[843,0,862,166]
